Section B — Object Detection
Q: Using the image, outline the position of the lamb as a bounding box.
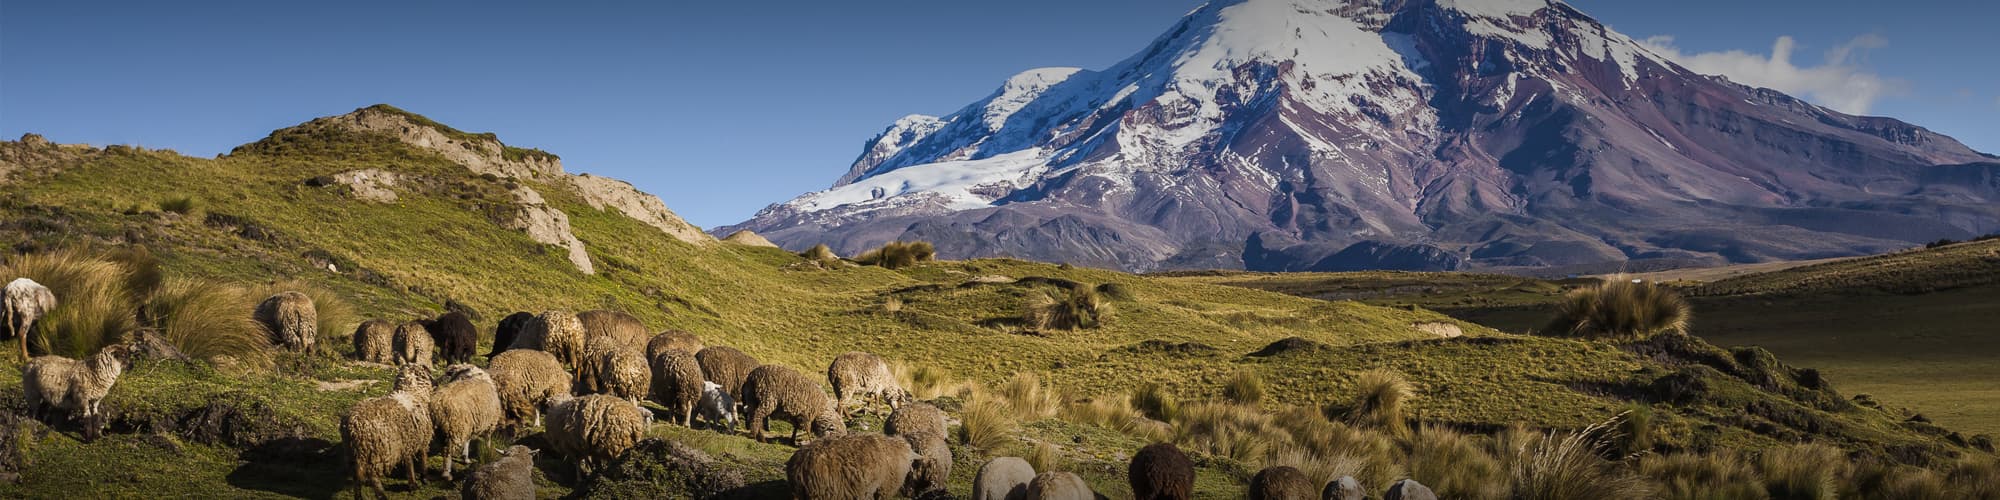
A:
[696,380,738,432]
[424,311,479,364]
[1027,471,1095,500]
[1322,477,1365,500]
[392,320,435,366]
[1382,479,1437,500]
[514,310,586,368]
[352,319,397,364]
[649,348,704,426]
[4,277,55,360]
[577,309,649,351]
[742,364,844,444]
[645,329,704,361]
[461,444,537,500]
[342,364,435,500]
[488,311,534,359]
[1248,466,1314,500]
[696,345,760,405]
[577,336,649,403]
[785,433,919,500]
[1129,443,1194,500]
[975,457,1037,500]
[255,291,317,354]
[828,351,910,416]
[488,349,572,427]
[430,364,503,482]
[23,345,130,436]
[884,402,947,440]
[900,431,952,497]
[543,394,649,476]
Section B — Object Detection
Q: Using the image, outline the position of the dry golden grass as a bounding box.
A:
[957,399,1020,451]
[1638,451,1768,500]
[149,277,272,367]
[1757,443,1847,500]
[1223,369,1265,406]
[1408,425,1507,500]
[1543,278,1691,339]
[1,248,138,357]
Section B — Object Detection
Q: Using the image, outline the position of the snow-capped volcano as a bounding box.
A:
[724,0,2000,272]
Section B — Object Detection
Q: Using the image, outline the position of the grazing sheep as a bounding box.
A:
[1027,471,1094,500]
[488,311,534,359]
[828,351,910,416]
[785,433,919,500]
[515,310,586,368]
[461,444,536,500]
[424,311,479,364]
[1322,476,1364,500]
[1129,443,1194,500]
[255,291,318,354]
[648,349,704,426]
[974,457,1037,500]
[23,346,130,433]
[575,336,649,403]
[900,431,953,497]
[1382,479,1436,500]
[343,364,436,500]
[352,319,397,364]
[4,277,55,360]
[543,394,649,476]
[392,321,435,366]
[696,380,738,432]
[1248,466,1314,500]
[696,345,760,404]
[577,309,649,351]
[885,402,946,440]
[743,364,844,444]
[430,364,503,482]
[644,329,704,361]
[488,349,572,427]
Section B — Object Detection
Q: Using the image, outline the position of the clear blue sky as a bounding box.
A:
[3,1,1994,228]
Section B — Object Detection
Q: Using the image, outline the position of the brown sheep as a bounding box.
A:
[488,311,534,359]
[1027,471,1095,500]
[343,364,434,500]
[544,394,649,476]
[884,402,947,440]
[461,444,536,500]
[696,345,760,405]
[392,321,435,366]
[975,457,1036,500]
[645,329,704,361]
[1248,466,1314,500]
[352,319,396,364]
[577,309,649,351]
[515,310,586,368]
[786,433,919,500]
[1130,443,1194,500]
[900,431,952,497]
[255,291,318,354]
[488,349,571,427]
[577,336,649,403]
[742,364,844,444]
[430,364,503,482]
[649,349,704,427]
[828,351,910,416]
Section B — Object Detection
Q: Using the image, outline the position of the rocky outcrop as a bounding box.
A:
[570,174,712,246]
[328,169,402,203]
[505,185,594,274]
[309,105,564,181]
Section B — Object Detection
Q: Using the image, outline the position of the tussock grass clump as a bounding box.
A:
[157,195,202,217]
[1,248,139,357]
[957,399,1019,451]
[106,246,164,301]
[1408,426,1508,500]
[1059,396,1170,442]
[1543,279,1691,339]
[1851,465,1947,500]
[1024,285,1109,331]
[1093,282,1134,301]
[853,241,935,270]
[1616,404,1655,456]
[1638,452,1768,500]
[149,277,272,367]
[1171,401,1275,463]
[1026,441,1061,474]
[799,244,841,268]
[891,362,974,401]
[1130,382,1180,423]
[1330,369,1413,438]
[997,372,1060,419]
[1942,456,2000,499]
[1758,443,1847,500]
[1509,418,1654,500]
[1222,370,1266,406]
[1270,408,1401,491]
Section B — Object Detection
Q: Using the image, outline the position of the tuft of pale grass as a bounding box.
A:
[1943,455,2000,500]
[1130,382,1180,423]
[853,241,936,270]
[1408,425,1508,500]
[956,399,1019,451]
[1060,396,1168,442]
[1171,401,1278,464]
[892,362,974,401]
[149,277,272,367]
[880,295,903,315]
[1543,278,1692,339]
[2,248,138,357]
[1757,443,1847,500]
[1508,416,1654,500]
[1853,465,1947,500]
[1638,451,1768,500]
[1026,440,1061,474]
[1616,404,1655,456]
[1332,369,1412,438]
[157,194,202,217]
[1024,285,1109,331]
[997,372,1060,419]
[1270,408,1401,491]
[1222,369,1266,406]
[105,246,163,301]
[800,244,841,267]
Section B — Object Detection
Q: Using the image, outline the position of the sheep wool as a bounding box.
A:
[23,346,128,424]
[392,321,435,366]
[430,364,503,482]
[695,345,760,403]
[828,351,908,415]
[696,380,738,431]
[352,319,397,364]
[516,310,586,368]
[1129,443,1195,500]
[743,364,842,444]
[1248,466,1315,500]
[900,431,953,497]
[645,330,704,361]
[578,336,649,403]
[255,291,317,354]
[4,277,55,360]
[488,349,572,427]
[488,311,534,359]
[884,402,947,440]
[425,311,479,364]
[544,394,649,475]
[343,364,435,499]
[462,445,537,500]
[649,349,704,426]
[577,309,649,352]
[785,433,917,500]
[974,457,1037,500]
[1027,471,1095,500]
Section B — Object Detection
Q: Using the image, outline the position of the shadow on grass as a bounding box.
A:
[225,437,348,500]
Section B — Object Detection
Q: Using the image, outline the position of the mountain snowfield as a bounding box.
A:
[725,0,1999,272]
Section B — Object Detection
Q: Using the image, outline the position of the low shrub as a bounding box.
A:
[853,241,936,270]
[1542,279,1691,339]
[1024,285,1109,331]
[1330,369,1412,438]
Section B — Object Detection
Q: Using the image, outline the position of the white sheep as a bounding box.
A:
[488,349,571,428]
[827,351,909,416]
[430,364,503,482]
[696,380,738,432]
[543,394,649,476]
[4,277,55,361]
[22,345,129,430]
[343,364,435,499]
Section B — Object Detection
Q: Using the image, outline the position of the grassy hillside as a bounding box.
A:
[0,110,1991,498]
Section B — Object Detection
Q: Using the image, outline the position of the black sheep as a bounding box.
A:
[489,311,534,359]
[425,311,479,364]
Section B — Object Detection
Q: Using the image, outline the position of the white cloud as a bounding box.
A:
[1640,34,1906,115]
